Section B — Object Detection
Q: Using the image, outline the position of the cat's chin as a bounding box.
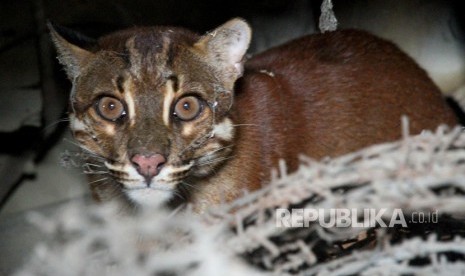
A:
[125,188,172,209]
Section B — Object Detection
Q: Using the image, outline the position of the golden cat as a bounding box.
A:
[49,18,457,212]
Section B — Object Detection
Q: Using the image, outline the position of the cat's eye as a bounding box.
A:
[173,96,203,121]
[96,96,126,121]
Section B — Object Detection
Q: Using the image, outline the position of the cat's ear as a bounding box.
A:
[195,18,252,88]
[47,22,96,80]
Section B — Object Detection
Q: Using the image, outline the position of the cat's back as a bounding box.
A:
[237,29,457,160]
[245,29,448,100]
[246,29,422,75]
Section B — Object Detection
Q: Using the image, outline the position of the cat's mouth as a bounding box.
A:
[123,185,172,192]
[119,175,179,208]
[124,185,174,208]
[104,160,194,207]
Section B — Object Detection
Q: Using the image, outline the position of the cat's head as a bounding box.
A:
[49,19,251,208]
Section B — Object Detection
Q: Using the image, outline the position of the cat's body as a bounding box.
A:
[50,19,457,212]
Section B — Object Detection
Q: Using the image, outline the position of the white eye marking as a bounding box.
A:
[182,123,195,137]
[123,79,136,127]
[212,118,234,141]
[105,124,115,135]
[69,114,87,131]
[163,79,176,127]
[71,113,114,137]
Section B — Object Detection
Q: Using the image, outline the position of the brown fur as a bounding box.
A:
[184,30,458,210]
[243,29,457,165]
[49,20,457,213]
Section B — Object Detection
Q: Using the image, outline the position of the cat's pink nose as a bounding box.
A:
[131,153,166,181]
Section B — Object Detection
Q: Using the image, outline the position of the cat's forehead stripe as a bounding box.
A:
[125,37,142,78]
[212,118,234,141]
[69,114,87,131]
[123,78,136,126]
[124,32,174,79]
[115,76,124,93]
[163,80,176,127]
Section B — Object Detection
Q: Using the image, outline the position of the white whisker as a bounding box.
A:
[43,118,70,131]
[63,138,85,149]
[85,163,104,168]
[181,180,200,191]
[169,203,186,217]
[232,123,257,127]
[88,177,109,185]
[178,130,214,157]
[83,170,109,175]
[63,138,102,158]
[196,155,235,167]
[209,144,234,155]
[172,190,186,201]
[192,144,234,165]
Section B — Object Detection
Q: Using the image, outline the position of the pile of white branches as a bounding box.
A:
[15,123,465,275]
